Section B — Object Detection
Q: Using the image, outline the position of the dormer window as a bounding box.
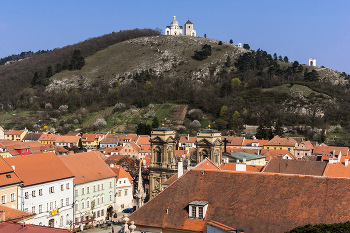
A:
[189,201,208,220]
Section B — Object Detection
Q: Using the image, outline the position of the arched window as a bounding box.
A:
[66,214,70,225]
[60,216,63,227]
[157,151,161,162]
[168,151,171,163]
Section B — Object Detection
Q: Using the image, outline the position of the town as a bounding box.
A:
[0,123,349,232]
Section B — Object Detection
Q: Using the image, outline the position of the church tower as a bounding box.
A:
[195,128,223,165]
[149,127,177,198]
[184,19,196,36]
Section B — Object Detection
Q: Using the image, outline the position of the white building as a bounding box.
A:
[5,153,75,229]
[110,165,134,212]
[165,15,183,36]
[309,58,316,66]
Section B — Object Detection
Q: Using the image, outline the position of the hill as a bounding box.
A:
[1,30,350,145]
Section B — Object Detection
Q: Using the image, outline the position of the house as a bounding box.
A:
[135,135,151,146]
[0,145,10,158]
[109,165,133,212]
[22,132,43,142]
[313,145,349,162]
[241,139,268,149]
[5,153,75,228]
[128,165,350,233]
[100,136,120,149]
[0,140,30,156]
[221,136,244,148]
[5,130,27,142]
[58,151,116,224]
[0,156,23,209]
[259,149,296,161]
[223,152,266,166]
[178,135,197,150]
[118,134,138,146]
[294,140,314,159]
[38,134,60,145]
[56,136,80,148]
[264,136,297,154]
[81,134,104,149]
[0,127,4,140]
[0,221,71,232]
[262,158,327,176]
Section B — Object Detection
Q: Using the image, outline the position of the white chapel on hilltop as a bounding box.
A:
[165,15,196,36]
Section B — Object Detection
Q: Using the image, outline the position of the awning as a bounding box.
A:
[74,219,95,225]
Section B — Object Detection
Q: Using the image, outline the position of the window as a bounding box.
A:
[47,203,49,211]
[82,188,85,195]
[118,191,121,197]
[61,199,64,207]
[81,201,85,209]
[61,185,64,191]
[110,194,112,202]
[10,193,15,202]
[75,203,78,211]
[101,196,104,203]
[49,186,55,193]
[87,187,90,194]
[66,183,70,189]
[119,181,121,184]
[32,206,36,213]
[97,197,100,205]
[39,189,43,196]
[24,192,29,199]
[50,202,53,211]
[39,205,42,214]
[109,181,112,188]
[97,184,100,191]
[54,201,57,209]
[66,214,70,225]
[121,204,124,209]
[93,185,96,192]
[60,216,63,227]
[87,200,90,208]
[32,190,36,197]
[93,212,96,219]
[39,222,42,226]
[124,189,128,196]
[101,209,104,217]
[124,180,126,183]
[192,206,196,217]
[168,151,171,163]
[101,183,104,190]
[75,189,78,196]
[198,207,203,219]
[24,208,28,212]
[1,195,6,204]
[66,198,69,206]
[157,151,161,162]
[97,210,100,217]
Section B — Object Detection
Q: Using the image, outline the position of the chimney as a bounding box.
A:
[178,157,183,178]
[187,134,189,140]
[11,165,15,170]
[0,210,5,223]
[110,164,114,168]
[345,159,349,167]
[243,158,246,164]
[236,159,239,163]
[236,163,246,172]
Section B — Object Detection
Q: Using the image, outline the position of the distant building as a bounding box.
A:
[309,58,316,66]
[165,15,196,36]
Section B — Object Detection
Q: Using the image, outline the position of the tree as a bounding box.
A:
[144,81,155,94]
[273,53,277,60]
[283,56,289,63]
[225,55,231,67]
[116,156,140,177]
[231,78,241,90]
[204,34,206,38]
[220,105,228,117]
[46,65,53,78]
[69,50,85,70]
[274,120,284,136]
[278,55,283,61]
[31,72,40,86]
[243,44,250,50]
[218,41,223,45]
[229,39,233,44]
[152,117,159,129]
[232,111,240,121]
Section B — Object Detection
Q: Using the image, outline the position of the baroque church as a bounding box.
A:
[165,15,196,36]
[149,127,223,198]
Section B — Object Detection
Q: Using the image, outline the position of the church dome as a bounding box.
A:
[171,15,178,25]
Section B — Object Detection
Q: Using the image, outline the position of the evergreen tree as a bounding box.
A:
[229,39,233,44]
[69,50,85,70]
[46,65,53,78]
[225,55,231,67]
[278,55,283,61]
[273,53,277,60]
[152,117,159,129]
[31,72,40,86]
[243,44,250,50]
[62,60,69,70]
[283,56,289,63]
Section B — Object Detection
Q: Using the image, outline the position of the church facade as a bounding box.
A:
[165,15,196,36]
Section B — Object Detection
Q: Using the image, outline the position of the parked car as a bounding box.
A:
[122,208,133,213]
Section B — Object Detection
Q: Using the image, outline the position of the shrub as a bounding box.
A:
[94,118,107,127]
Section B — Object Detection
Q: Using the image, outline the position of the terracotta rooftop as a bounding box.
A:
[161,171,188,186]
[136,135,151,145]
[38,134,59,141]
[313,145,349,156]
[22,133,42,141]
[207,220,241,233]
[129,169,350,233]
[242,139,268,147]
[100,137,120,144]
[192,158,220,171]
[0,221,71,232]
[5,131,25,136]
[264,135,297,147]
[262,158,327,176]
[110,165,133,183]
[260,149,296,160]
[0,205,35,222]
[219,163,264,172]
[5,153,74,186]
[58,151,115,185]
[179,136,197,144]
[105,154,126,165]
[0,157,22,187]
[221,136,244,146]
[222,148,259,154]
[81,134,104,142]
[56,136,80,143]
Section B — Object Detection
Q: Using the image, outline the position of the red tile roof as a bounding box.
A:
[192,158,220,171]
[260,149,296,160]
[0,221,71,232]
[38,134,60,141]
[81,134,103,142]
[22,133,42,141]
[110,165,133,183]
[0,205,35,222]
[56,136,80,143]
[136,135,151,145]
[219,163,264,172]
[5,131,25,136]
[129,169,350,233]
[0,157,22,187]
[242,139,268,147]
[264,135,297,147]
[223,148,259,154]
[313,145,349,157]
[221,136,244,146]
[161,171,188,186]
[179,136,197,143]
[5,153,74,186]
[323,163,350,178]
[58,151,115,185]
[207,220,241,233]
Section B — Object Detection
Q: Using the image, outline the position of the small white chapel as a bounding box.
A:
[165,15,196,36]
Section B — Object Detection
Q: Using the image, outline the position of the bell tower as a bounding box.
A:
[149,127,177,198]
[195,128,223,165]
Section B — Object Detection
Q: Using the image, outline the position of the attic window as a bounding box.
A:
[188,201,208,220]
[6,174,11,178]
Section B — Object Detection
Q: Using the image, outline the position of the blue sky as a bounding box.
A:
[1,0,349,73]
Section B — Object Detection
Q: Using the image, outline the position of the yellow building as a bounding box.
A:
[0,157,22,209]
[149,127,177,199]
[38,134,60,145]
[81,134,104,148]
[195,128,223,165]
[264,135,297,155]
[5,130,27,142]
